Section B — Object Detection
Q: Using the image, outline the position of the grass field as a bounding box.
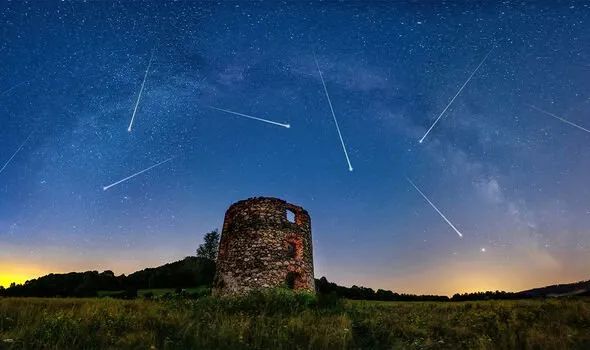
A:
[96,287,210,298]
[1,291,589,349]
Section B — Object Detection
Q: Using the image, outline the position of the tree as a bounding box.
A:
[196,229,220,261]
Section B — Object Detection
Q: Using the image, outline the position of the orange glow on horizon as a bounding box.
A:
[323,247,589,297]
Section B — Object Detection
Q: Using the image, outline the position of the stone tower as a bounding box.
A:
[213,197,314,295]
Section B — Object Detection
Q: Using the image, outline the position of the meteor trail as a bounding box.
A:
[207,106,291,128]
[128,50,155,132]
[102,157,173,191]
[314,54,353,172]
[526,104,590,134]
[1,80,30,97]
[0,132,32,176]
[406,177,464,238]
[419,47,494,144]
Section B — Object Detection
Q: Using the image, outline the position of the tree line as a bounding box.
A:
[0,257,215,298]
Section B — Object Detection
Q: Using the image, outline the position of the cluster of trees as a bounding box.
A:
[315,277,450,301]
[315,277,551,301]
[125,256,215,290]
[1,270,123,298]
[451,291,522,301]
[0,257,215,298]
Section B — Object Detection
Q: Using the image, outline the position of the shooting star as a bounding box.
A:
[102,157,173,191]
[0,132,32,176]
[1,80,30,97]
[127,50,155,132]
[207,106,291,128]
[526,104,590,134]
[406,177,464,238]
[419,47,494,144]
[314,54,353,172]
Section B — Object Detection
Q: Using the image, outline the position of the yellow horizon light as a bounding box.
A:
[0,264,47,288]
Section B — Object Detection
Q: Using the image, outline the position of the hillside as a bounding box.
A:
[125,256,215,289]
[519,280,590,298]
[0,257,215,298]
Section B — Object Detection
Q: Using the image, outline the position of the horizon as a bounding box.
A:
[1,2,589,297]
[1,253,588,297]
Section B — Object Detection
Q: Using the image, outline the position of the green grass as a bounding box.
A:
[97,287,210,298]
[1,291,589,349]
[95,290,121,297]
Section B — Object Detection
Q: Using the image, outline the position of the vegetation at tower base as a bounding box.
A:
[1,290,590,349]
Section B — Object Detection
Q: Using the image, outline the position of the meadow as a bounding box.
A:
[1,290,589,349]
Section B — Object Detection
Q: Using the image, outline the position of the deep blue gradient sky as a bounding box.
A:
[1,1,589,294]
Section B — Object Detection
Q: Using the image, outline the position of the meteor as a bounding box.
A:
[406,177,464,238]
[102,157,173,191]
[526,104,590,134]
[314,54,353,172]
[128,50,155,132]
[419,47,494,144]
[1,80,30,97]
[207,106,291,128]
[0,132,32,176]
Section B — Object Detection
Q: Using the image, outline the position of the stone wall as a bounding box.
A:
[213,197,314,295]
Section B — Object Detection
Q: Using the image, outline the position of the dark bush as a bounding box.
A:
[317,291,344,309]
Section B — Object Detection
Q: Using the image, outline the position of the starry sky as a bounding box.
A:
[1,1,589,295]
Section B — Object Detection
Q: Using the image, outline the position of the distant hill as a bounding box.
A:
[518,280,590,298]
[450,280,590,301]
[125,257,215,290]
[0,257,215,298]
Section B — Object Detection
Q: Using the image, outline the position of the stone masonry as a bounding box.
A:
[213,197,314,295]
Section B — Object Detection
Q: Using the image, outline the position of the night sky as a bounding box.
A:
[1,1,589,295]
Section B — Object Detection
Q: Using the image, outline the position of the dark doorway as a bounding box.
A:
[286,272,298,289]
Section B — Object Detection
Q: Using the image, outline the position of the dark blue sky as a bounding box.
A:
[1,1,588,294]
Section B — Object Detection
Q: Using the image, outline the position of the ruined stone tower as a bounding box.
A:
[213,197,314,295]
